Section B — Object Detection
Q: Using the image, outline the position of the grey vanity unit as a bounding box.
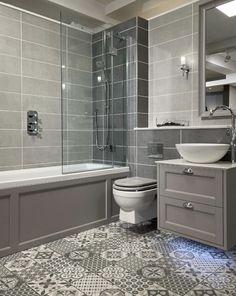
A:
[156,159,236,250]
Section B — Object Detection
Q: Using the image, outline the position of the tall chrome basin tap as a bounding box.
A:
[209,105,236,163]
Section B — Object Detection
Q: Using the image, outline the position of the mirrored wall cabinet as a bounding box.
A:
[199,0,236,118]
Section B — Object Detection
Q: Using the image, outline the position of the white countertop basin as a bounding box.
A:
[176,143,230,163]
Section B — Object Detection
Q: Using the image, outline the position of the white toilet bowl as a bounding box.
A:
[113,177,157,224]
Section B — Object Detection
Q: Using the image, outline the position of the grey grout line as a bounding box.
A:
[20,11,23,169]
[149,14,193,31]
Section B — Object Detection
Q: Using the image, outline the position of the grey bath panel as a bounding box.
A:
[0,169,129,257]
[19,181,106,243]
[0,195,11,251]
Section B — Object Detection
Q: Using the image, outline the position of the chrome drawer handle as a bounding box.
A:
[183,168,193,175]
[183,201,194,210]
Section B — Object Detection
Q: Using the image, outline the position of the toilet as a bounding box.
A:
[113,177,157,224]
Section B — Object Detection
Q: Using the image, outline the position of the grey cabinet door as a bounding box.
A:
[160,164,223,207]
[159,196,223,245]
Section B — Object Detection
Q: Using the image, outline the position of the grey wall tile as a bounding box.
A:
[112,17,136,33]
[22,42,60,65]
[23,130,61,147]
[149,4,192,30]
[68,131,93,146]
[138,45,148,63]
[163,148,180,160]
[68,99,92,116]
[0,130,21,147]
[137,147,158,166]
[68,27,91,42]
[68,84,92,100]
[138,27,148,46]
[138,17,148,30]
[0,148,21,166]
[68,37,91,57]
[138,97,148,113]
[23,113,61,130]
[0,35,21,57]
[23,95,61,114]
[68,115,93,130]
[150,93,192,113]
[137,130,180,147]
[23,147,61,165]
[137,164,156,179]
[0,73,21,92]
[22,23,60,49]
[0,54,21,75]
[182,129,230,144]
[0,4,20,20]
[138,79,148,97]
[22,77,60,97]
[137,113,148,127]
[22,59,60,81]
[151,75,192,96]
[149,35,192,62]
[150,16,192,46]
[22,12,59,33]
[0,15,20,38]
[67,69,91,87]
[67,52,92,72]
[138,62,148,80]
[0,92,21,111]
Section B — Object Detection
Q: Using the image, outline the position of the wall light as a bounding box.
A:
[180,56,190,79]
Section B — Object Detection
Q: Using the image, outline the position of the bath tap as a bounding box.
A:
[209,105,236,163]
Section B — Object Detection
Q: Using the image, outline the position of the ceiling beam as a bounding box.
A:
[105,0,136,15]
[47,0,118,24]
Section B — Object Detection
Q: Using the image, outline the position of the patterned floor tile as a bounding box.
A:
[113,271,155,294]
[118,240,147,254]
[100,249,128,262]
[137,264,168,281]
[1,220,236,296]
[149,241,175,255]
[27,273,69,295]
[138,284,178,296]
[185,255,227,273]
[168,237,211,255]
[202,272,236,294]
[47,239,82,255]
[66,249,92,262]
[98,265,128,281]
[2,282,40,296]
[22,245,61,263]
[85,235,130,254]
[0,274,22,293]
[50,286,86,296]
[79,254,112,273]
[4,258,36,273]
[116,255,148,272]
[157,272,198,296]
[135,249,163,262]
[71,273,114,296]
[185,284,226,296]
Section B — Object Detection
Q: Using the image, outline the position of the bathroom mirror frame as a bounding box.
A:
[199,0,236,118]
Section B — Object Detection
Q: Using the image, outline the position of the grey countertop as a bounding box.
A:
[155,159,236,170]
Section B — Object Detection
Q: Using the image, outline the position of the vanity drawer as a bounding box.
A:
[159,196,223,245]
[160,164,223,207]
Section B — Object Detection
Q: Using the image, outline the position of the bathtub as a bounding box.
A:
[0,163,129,257]
[0,163,128,190]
